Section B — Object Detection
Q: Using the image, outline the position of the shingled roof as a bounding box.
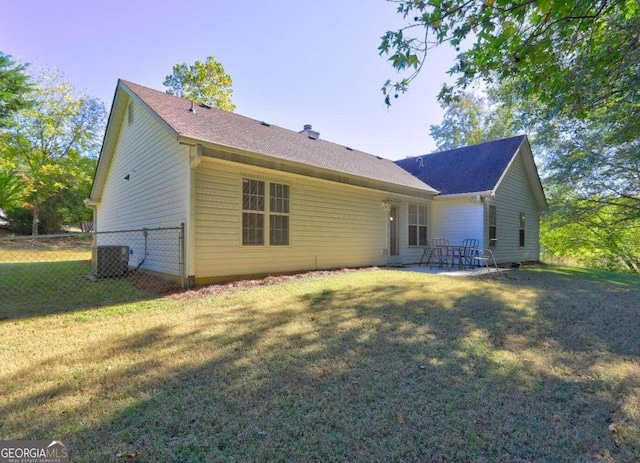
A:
[394,136,527,195]
[119,80,438,194]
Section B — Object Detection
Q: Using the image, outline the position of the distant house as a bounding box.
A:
[87,80,547,284]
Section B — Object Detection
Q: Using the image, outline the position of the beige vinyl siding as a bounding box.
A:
[431,198,484,245]
[95,98,189,275]
[485,150,541,263]
[195,157,400,278]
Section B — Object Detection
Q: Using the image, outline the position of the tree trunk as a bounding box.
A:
[32,203,39,236]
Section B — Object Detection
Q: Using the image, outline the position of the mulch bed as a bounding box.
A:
[170,267,380,300]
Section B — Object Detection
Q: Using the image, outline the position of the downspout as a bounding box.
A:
[186,144,203,288]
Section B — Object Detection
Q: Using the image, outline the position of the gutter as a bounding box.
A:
[433,190,493,200]
[177,135,441,198]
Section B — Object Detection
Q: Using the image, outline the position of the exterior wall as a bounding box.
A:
[193,157,432,279]
[95,98,190,275]
[484,150,541,264]
[431,198,484,245]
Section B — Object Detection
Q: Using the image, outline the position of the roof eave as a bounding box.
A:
[178,135,440,197]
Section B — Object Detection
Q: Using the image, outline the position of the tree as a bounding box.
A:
[379,0,639,127]
[0,169,27,211]
[163,55,235,112]
[0,51,32,127]
[429,92,515,151]
[1,68,105,235]
[488,76,640,273]
[427,77,639,272]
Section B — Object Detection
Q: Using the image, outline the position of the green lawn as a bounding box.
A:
[0,239,179,318]
[1,266,638,462]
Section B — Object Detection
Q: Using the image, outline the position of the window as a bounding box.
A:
[408,204,428,246]
[269,183,289,246]
[489,205,497,247]
[242,179,289,246]
[519,212,525,247]
[127,102,134,125]
[242,179,265,245]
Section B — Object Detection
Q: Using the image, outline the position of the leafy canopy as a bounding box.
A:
[379,0,639,122]
[429,92,516,151]
[163,55,235,112]
[1,68,106,234]
[0,51,32,127]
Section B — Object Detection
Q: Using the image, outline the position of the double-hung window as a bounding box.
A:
[489,205,497,247]
[408,204,428,246]
[242,179,265,245]
[269,183,289,246]
[519,212,525,247]
[242,178,289,246]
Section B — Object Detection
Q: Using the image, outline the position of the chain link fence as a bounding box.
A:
[0,226,185,318]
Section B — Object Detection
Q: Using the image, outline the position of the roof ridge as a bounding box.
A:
[400,135,527,161]
[120,79,399,162]
[115,80,439,194]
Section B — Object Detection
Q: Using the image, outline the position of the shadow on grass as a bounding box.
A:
[1,269,638,461]
[0,260,181,320]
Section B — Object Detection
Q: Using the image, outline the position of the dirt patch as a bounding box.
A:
[170,267,380,300]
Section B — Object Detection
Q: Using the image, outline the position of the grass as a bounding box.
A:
[0,239,177,318]
[1,266,639,462]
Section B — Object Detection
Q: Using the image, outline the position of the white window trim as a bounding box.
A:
[241,178,291,247]
[408,204,428,247]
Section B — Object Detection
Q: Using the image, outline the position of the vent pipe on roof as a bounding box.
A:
[417,157,424,168]
[189,101,196,114]
[299,124,320,139]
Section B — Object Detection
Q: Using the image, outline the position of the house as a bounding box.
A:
[87,80,547,285]
[395,136,548,264]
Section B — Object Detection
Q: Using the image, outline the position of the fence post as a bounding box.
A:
[179,223,187,288]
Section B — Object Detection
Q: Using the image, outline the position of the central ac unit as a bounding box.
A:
[91,245,130,278]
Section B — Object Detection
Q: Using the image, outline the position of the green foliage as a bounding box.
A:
[0,51,32,127]
[163,55,235,112]
[380,0,639,126]
[0,68,105,235]
[429,92,516,150]
[541,193,640,273]
[0,169,28,211]
[491,76,640,273]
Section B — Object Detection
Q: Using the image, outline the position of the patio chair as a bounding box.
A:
[418,242,433,267]
[457,238,479,269]
[468,247,499,272]
[431,238,452,268]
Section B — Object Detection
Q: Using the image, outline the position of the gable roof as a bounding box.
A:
[90,80,438,199]
[395,136,526,195]
[395,135,547,210]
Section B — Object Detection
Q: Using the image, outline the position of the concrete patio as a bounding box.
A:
[388,265,515,277]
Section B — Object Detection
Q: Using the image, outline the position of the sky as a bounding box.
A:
[1,0,458,160]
